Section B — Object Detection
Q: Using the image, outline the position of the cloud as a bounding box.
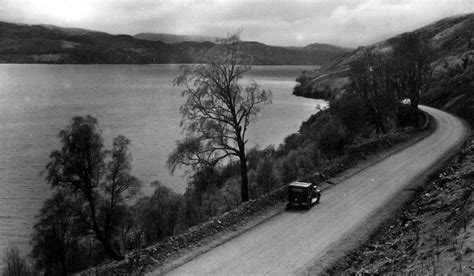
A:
[322,0,470,46]
[1,0,473,47]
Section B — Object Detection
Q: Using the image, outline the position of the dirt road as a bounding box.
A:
[162,106,469,275]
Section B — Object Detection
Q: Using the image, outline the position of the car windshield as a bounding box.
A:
[289,186,307,194]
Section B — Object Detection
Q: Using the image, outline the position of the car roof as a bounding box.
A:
[288,181,312,188]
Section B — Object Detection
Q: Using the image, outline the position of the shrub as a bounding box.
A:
[134,182,183,245]
[255,157,281,195]
[330,90,368,133]
[2,247,32,276]
[278,150,299,184]
[317,114,347,157]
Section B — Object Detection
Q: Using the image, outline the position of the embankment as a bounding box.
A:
[323,108,472,274]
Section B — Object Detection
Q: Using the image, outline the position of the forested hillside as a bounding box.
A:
[293,13,474,122]
[0,21,350,65]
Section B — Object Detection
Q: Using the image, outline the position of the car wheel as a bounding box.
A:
[315,195,320,204]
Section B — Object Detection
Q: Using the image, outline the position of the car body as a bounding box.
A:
[287,181,321,209]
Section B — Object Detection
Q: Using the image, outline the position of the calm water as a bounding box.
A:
[0,64,324,262]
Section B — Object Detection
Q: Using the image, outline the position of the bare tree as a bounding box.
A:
[168,34,272,202]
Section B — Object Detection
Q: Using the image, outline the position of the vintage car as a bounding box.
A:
[287,181,321,209]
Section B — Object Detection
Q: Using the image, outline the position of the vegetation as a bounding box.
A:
[168,34,272,202]
[321,22,474,272]
[292,70,333,100]
[21,18,450,274]
[31,189,83,274]
[162,31,434,239]
[297,14,474,125]
[392,33,434,123]
[133,181,182,245]
[28,116,140,273]
[20,42,431,276]
[2,247,32,276]
[43,116,141,261]
[288,15,474,274]
[422,46,474,123]
[298,33,433,133]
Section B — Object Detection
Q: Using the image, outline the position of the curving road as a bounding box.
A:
[163,106,469,275]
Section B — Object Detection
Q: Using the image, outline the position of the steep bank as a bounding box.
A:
[325,133,473,274]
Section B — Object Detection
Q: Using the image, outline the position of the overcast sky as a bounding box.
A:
[1,0,473,47]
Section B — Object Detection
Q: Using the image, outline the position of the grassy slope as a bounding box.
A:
[303,13,474,104]
[325,135,473,275]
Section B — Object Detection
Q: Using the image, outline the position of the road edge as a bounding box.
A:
[300,107,471,275]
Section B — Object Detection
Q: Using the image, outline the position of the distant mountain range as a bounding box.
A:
[0,22,351,65]
[134,33,217,43]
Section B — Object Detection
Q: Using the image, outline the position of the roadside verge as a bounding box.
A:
[311,110,471,275]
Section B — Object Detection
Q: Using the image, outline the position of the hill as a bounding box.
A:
[296,13,474,274]
[0,21,351,65]
[300,13,474,122]
[134,33,217,43]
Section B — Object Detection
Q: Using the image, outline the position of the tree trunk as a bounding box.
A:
[410,84,421,126]
[378,114,387,134]
[96,230,123,260]
[239,153,249,202]
[410,92,420,127]
[237,137,249,203]
[87,196,124,260]
[60,251,67,276]
[364,97,387,134]
[371,110,387,134]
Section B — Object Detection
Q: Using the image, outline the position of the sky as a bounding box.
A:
[1,0,473,47]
